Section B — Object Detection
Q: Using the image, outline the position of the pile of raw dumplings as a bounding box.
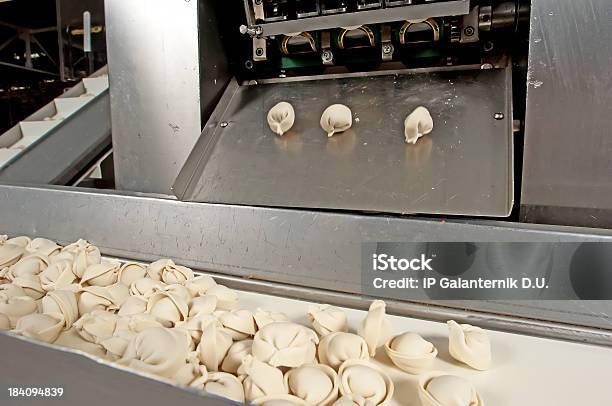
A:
[1,234,490,406]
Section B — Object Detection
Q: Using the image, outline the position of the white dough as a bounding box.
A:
[239,354,288,402]
[13,313,63,343]
[418,373,484,406]
[332,395,371,406]
[146,258,194,284]
[118,326,191,380]
[196,322,233,371]
[81,260,121,287]
[307,304,348,336]
[117,262,147,287]
[318,332,370,370]
[61,239,101,278]
[357,300,393,356]
[267,101,296,136]
[320,104,352,137]
[252,321,319,368]
[338,360,394,406]
[285,363,339,405]
[404,106,433,144]
[254,308,290,329]
[192,371,245,404]
[41,289,79,329]
[384,332,437,374]
[447,320,492,370]
[145,288,189,327]
[219,309,256,340]
[221,339,253,374]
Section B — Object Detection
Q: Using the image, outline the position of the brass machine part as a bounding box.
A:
[337,25,375,49]
[399,18,440,44]
[280,32,318,55]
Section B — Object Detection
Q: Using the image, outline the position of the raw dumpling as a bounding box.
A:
[307,304,348,336]
[192,371,245,404]
[78,283,129,314]
[384,332,437,374]
[117,262,147,287]
[80,261,121,287]
[61,239,101,278]
[196,322,233,371]
[252,322,319,368]
[0,289,38,328]
[320,104,352,137]
[267,102,295,136]
[218,309,256,340]
[206,285,239,311]
[254,308,290,329]
[318,332,369,369]
[357,300,392,356]
[338,360,393,406]
[418,373,484,406]
[404,106,433,144]
[146,259,194,284]
[239,354,288,403]
[13,313,63,343]
[285,363,339,405]
[119,326,191,380]
[41,289,79,329]
[145,288,189,327]
[221,339,253,374]
[447,320,492,370]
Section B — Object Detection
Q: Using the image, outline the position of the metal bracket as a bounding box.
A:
[252,0,264,21]
[381,24,394,61]
[252,37,267,61]
[320,31,334,65]
[461,6,480,43]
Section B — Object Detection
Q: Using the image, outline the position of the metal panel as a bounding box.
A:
[1,184,612,335]
[254,0,470,37]
[0,333,230,406]
[521,0,612,228]
[105,0,203,195]
[0,90,111,185]
[175,68,513,217]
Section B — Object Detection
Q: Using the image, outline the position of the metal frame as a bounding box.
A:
[1,183,612,345]
[245,0,470,37]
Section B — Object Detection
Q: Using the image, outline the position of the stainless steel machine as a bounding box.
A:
[2,0,612,350]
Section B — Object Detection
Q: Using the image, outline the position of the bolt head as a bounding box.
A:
[220,121,228,128]
[494,113,504,120]
[464,26,475,36]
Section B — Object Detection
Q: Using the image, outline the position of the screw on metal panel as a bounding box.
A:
[255,0,262,4]
[322,50,333,61]
[483,41,494,52]
[245,60,254,69]
[255,48,264,56]
[494,113,504,120]
[382,44,393,54]
[464,26,475,36]
[481,63,494,70]
[220,122,228,128]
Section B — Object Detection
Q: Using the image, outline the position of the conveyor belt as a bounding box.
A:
[0,67,111,185]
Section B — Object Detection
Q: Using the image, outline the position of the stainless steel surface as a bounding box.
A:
[521,0,612,228]
[175,67,514,217]
[105,0,202,194]
[0,332,230,406]
[2,184,612,334]
[0,89,111,185]
[252,0,470,37]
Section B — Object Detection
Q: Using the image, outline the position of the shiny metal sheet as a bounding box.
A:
[176,68,514,216]
[521,0,612,228]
